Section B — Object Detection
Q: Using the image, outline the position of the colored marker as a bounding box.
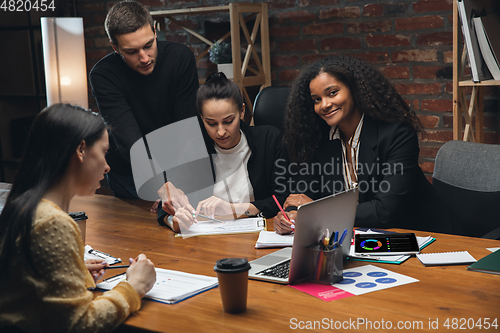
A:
[272,195,295,230]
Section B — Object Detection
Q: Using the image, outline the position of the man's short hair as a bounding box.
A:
[105,0,155,46]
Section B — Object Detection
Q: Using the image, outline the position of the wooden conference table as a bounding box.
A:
[69,194,500,333]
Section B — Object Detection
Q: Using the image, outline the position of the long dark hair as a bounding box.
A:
[196,72,243,116]
[0,104,106,277]
[283,56,422,163]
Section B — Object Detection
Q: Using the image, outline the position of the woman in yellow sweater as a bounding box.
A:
[0,104,156,332]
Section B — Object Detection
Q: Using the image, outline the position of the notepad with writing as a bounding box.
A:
[97,268,218,304]
[416,251,476,266]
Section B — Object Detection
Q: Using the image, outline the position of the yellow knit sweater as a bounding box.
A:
[0,199,141,332]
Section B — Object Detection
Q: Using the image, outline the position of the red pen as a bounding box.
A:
[272,195,295,230]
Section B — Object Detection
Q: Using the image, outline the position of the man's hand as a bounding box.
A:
[157,182,190,215]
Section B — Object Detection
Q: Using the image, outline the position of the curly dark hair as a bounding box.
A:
[283,56,422,163]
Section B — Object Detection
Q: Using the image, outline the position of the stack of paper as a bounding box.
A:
[255,231,294,248]
[97,268,218,304]
[417,251,477,266]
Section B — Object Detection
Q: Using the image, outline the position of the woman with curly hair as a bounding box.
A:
[274,56,458,235]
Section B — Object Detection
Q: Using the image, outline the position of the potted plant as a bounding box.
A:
[209,41,233,79]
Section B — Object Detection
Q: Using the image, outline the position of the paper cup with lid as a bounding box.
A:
[214,258,251,313]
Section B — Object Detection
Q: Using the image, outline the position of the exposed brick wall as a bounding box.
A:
[79,0,500,177]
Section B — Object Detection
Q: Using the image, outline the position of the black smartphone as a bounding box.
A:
[69,211,87,222]
[354,233,420,255]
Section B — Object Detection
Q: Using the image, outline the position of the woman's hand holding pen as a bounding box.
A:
[173,197,235,231]
[196,196,234,218]
[85,259,108,282]
[126,254,156,298]
[283,194,313,209]
[173,204,197,230]
[274,210,297,235]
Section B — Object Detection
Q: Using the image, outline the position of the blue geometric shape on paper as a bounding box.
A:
[375,278,397,284]
[337,278,356,284]
[343,272,362,277]
[367,271,388,277]
[355,282,377,288]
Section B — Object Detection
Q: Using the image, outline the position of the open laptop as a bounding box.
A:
[248,188,359,284]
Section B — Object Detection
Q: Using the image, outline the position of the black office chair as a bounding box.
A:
[0,134,5,182]
[253,86,291,132]
[432,140,500,239]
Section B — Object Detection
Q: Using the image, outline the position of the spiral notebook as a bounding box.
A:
[416,251,476,266]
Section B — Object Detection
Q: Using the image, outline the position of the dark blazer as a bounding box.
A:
[287,115,459,234]
[205,121,286,218]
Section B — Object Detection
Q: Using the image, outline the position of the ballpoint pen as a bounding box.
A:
[105,265,130,270]
[332,231,339,249]
[339,229,348,246]
[194,213,224,223]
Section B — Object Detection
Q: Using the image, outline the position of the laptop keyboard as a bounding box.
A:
[255,259,291,279]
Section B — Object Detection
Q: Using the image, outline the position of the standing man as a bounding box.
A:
[90,0,199,199]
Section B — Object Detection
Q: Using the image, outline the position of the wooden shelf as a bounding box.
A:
[151,3,271,117]
[150,5,230,16]
[452,0,499,142]
[458,79,500,86]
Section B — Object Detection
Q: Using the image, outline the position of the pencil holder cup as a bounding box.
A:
[307,243,343,285]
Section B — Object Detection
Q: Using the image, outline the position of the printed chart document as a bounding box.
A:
[178,217,265,237]
[291,264,418,302]
[255,231,294,248]
[97,268,218,304]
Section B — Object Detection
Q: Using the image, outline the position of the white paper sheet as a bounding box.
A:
[334,264,419,295]
[179,217,265,237]
[255,230,294,248]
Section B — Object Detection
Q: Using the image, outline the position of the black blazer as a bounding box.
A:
[157,121,286,224]
[205,121,286,217]
[286,115,459,234]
